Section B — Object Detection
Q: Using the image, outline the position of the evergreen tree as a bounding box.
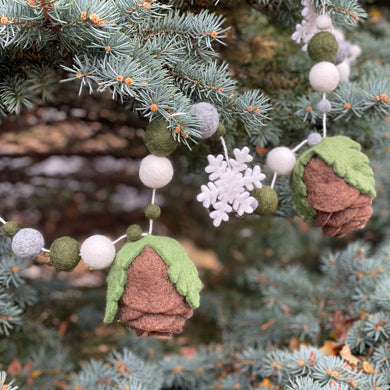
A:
[1,0,390,389]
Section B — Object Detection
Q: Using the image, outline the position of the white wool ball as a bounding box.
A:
[80,235,116,270]
[139,155,174,188]
[307,133,322,147]
[316,14,332,30]
[337,60,350,83]
[190,102,219,139]
[309,62,340,92]
[349,44,362,59]
[333,28,345,42]
[266,147,296,176]
[12,228,44,260]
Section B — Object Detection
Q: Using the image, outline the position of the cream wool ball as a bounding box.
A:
[139,155,174,188]
[266,147,296,176]
[333,28,345,42]
[80,235,116,270]
[337,60,350,83]
[349,44,362,59]
[309,61,340,92]
[316,14,332,30]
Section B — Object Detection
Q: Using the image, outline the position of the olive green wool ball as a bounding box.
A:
[251,186,279,215]
[3,221,20,237]
[50,236,81,271]
[215,123,226,138]
[145,120,178,157]
[126,224,143,242]
[144,204,161,220]
[308,32,339,63]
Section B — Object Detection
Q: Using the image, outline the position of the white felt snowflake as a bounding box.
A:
[197,147,266,227]
[291,0,320,50]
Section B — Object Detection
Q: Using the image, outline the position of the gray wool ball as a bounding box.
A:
[316,98,332,113]
[190,102,219,139]
[307,132,322,146]
[332,41,350,65]
[12,228,45,260]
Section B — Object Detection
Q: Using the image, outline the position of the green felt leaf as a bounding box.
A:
[104,235,201,323]
[291,136,376,225]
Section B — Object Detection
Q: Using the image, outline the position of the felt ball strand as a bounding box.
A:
[0,109,196,268]
[287,7,375,238]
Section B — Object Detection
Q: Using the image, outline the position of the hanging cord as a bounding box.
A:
[220,136,231,168]
[322,92,328,138]
[292,139,309,153]
[270,172,278,189]
[148,188,157,234]
[112,234,127,245]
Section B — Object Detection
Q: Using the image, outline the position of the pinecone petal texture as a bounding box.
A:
[291,136,376,238]
[303,158,373,237]
[118,247,194,338]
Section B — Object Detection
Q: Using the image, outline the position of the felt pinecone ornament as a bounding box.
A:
[104,235,201,338]
[291,136,376,237]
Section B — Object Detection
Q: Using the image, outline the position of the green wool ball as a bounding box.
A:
[3,221,21,237]
[251,186,279,215]
[215,123,226,138]
[145,120,178,157]
[50,236,81,271]
[144,204,161,220]
[126,224,143,242]
[307,32,339,63]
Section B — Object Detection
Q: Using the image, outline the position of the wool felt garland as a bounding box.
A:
[11,228,45,260]
[307,31,339,63]
[139,155,174,189]
[251,186,278,215]
[291,136,376,237]
[50,236,81,271]
[190,102,219,139]
[332,40,349,65]
[80,234,116,270]
[3,221,20,237]
[126,224,143,242]
[336,60,350,83]
[144,120,178,157]
[309,61,339,93]
[307,133,322,147]
[315,14,332,30]
[266,146,296,176]
[144,204,161,220]
[215,123,226,138]
[104,234,202,337]
[316,99,331,114]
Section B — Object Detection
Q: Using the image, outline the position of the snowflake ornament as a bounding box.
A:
[291,0,328,50]
[197,147,266,227]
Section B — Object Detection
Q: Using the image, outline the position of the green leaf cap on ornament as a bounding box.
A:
[104,234,202,323]
[291,136,376,225]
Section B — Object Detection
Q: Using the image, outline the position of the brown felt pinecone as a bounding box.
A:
[118,247,193,338]
[302,157,373,237]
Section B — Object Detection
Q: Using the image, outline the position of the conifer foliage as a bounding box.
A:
[1,0,390,389]
[0,0,270,146]
[0,232,37,337]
